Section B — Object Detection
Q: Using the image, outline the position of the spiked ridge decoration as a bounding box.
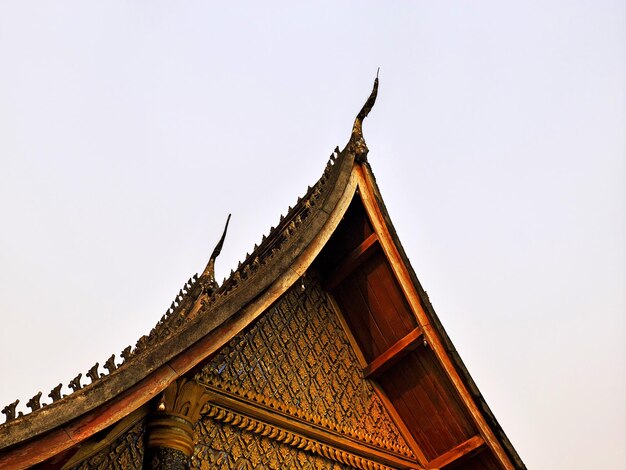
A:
[0,76,381,424]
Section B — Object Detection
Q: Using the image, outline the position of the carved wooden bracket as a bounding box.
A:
[146,378,211,458]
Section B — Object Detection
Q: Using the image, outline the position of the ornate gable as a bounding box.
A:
[0,78,525,470]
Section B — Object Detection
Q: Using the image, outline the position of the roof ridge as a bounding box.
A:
[0,148,347,426]
[0,73,378,427]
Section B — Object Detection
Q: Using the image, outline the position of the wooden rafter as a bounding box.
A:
[325,232,379,290]
[363,327,423,378]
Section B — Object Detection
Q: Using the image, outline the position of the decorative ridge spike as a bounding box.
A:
[200,214,231,295]
[349,70,379,163]
[2,400,20,422]
[26,392,42,412]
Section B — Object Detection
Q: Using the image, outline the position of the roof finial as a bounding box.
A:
[349,70,379,163]
[200,214,231,295]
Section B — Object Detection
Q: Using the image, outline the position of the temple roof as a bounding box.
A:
[0,79,525,470]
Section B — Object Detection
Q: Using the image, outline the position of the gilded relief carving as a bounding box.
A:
[194,280,414,462]
[194,402,397,470]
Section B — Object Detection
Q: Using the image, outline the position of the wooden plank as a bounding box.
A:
[364,327,423,378]
[365,256,419,340]
[325,232,379,289]
[355,165,514,470]
[426,435,485,469]
[352,265,397,351]
[333,281,388,361]
[372,259,420,333]
[370,381,430,466]
[380,353,451,459]
[336,253,415,357]
[412,346,476,442]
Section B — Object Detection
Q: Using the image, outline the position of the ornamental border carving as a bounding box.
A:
[198,383,421,470]
[202,402,405,470]
[200,377,413,459]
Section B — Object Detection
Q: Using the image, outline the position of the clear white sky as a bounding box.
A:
[0,2,624,468]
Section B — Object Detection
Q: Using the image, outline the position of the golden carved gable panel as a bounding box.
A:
[194,280,414,461]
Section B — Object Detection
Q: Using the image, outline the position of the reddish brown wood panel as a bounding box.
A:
[332,251,419,362]
[314,194,375,281]
[328,194,375,255]
[325,233,379,290]
[316,192,510,469]
[450,448,501,470]
[379,347,478,461]
[427,435,484,469]
[332,272,388,361]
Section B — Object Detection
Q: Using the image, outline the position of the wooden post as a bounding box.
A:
[145,378,210,469]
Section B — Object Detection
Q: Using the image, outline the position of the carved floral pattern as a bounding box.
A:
[195,280,414,460]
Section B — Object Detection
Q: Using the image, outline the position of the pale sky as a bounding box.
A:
[0,2,624,468]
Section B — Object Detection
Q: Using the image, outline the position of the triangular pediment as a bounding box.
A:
[192,279,417,468]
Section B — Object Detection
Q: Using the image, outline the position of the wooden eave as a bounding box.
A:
[353,163,526,470]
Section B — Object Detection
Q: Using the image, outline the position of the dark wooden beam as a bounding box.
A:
[363,327,423,379]
[426,435,485,469]
[325,232,379,290]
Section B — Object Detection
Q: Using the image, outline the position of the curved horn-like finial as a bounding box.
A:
[349,70,379,163]
[201,214,231,294]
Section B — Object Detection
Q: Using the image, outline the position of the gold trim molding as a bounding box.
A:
[203,402,409,470]
[200,377,413,458]
[199,382,422,469]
